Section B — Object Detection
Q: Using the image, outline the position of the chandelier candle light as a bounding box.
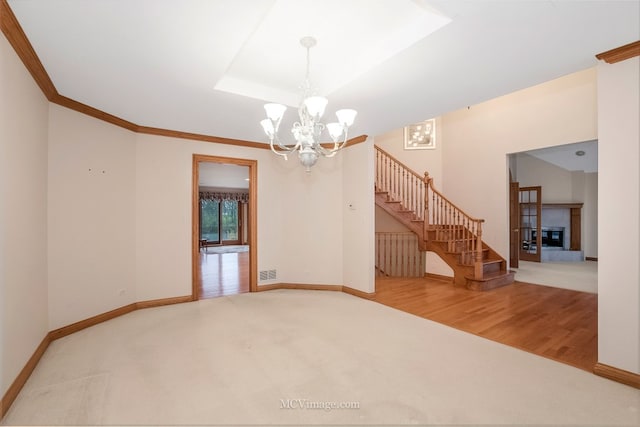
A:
[260,37,357,172]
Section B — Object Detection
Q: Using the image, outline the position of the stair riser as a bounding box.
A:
[466,272,515,291]
[483,262,502,275]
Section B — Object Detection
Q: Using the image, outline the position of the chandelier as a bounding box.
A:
[260,37,357,172]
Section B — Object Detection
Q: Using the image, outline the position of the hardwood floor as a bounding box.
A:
[375,277,597,372]
[199,250,249,299]
[198,253,597,370]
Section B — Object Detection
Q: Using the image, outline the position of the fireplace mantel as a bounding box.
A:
[541,203,583,209]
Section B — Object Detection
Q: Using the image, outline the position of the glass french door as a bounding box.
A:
[519,186,542,262]
[200,199,241,245]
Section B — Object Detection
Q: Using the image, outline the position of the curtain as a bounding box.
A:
[199,191,249,203]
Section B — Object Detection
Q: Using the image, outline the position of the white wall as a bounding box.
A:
[374,119,443,188]
[514,153,573,202]
[0,35,50,397]
[343,138,375,293]
[375,206,409,232]
[48,104,137,329]
[274,151,345,285]
[441,68,597,259]
[597,57,639,374]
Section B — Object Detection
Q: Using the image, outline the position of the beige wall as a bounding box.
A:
[441,68,597,258]
[374,118,443,188]
[274,151,344,285]
[134,133,286,300]
[597,57,639,374]
[342,138,375,292]
[46,107,374,318]
[48,105,137,329]
[514,153,573,202]
[0,36,50,397]
[375,206,409,232]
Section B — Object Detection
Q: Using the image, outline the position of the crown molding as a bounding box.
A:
[0,0,57,99]
[2,0,369,151]
[595,40,640,64]
[137,126,271,149]
[0,0,264,147]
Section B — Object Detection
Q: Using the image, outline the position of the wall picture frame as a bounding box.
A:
[404,118,436,150]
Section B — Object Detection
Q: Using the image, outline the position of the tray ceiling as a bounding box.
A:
[6,0,640,144]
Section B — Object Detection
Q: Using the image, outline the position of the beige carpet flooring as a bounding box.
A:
[3,290,638,426]
[512,260,598,293]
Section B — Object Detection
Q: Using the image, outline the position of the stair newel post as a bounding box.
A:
[474,220,485,279]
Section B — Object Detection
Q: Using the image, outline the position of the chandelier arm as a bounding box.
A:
[313,127,350,158]
[313,143,340,158]
[269,141,289,159]
[270,133,301,156]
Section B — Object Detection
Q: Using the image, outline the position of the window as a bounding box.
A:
[200,199,241,244]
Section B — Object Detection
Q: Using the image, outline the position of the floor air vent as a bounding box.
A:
[259,269,277,281]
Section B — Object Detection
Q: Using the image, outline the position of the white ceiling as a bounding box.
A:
[7,0,640,145]
[525,140,598,173]
[198,162,249,188]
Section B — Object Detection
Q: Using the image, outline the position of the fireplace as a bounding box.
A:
[532,227,564,248]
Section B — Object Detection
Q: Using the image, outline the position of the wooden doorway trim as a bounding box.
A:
[192,154,258,299]
[509,181,520,268]
[519,186,542,262]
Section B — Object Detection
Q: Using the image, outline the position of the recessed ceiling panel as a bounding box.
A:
[214,0,451,106]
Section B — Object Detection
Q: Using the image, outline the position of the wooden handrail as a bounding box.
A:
[375,145,424,181]
[375,144,486,279]
[375,145,427,225]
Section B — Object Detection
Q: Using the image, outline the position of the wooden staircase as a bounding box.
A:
[375,145,515,291]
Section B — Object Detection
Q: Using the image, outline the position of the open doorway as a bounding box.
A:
[507,140,598,293]
[192,154,257,300]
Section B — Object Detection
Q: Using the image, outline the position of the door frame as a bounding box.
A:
[509,181,520,268]
[192,154,258,299]
[519,185,542,262]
